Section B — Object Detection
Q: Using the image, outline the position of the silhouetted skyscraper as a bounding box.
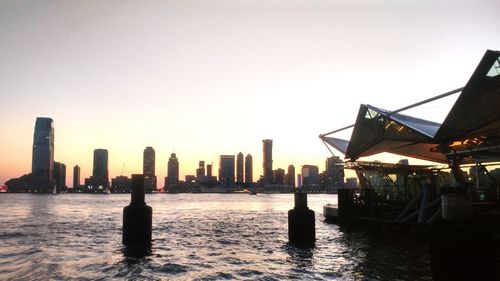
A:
[167,153,179,186]
[207,163,213,178]
[273,168,285,185]
[219,155,235,188]
[93,149,109,188]
[53,162,66,193]
[143,146,156,192]
[287,165,296,188]
[73,165,80,188]
[31,117,54,193]
[236,152,244,184]
[326,155,344,190]
[197,161,205,177]
[263,139,273,186]
[245,154,253,183]
[301,165,319,186]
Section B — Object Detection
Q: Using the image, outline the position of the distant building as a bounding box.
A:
[219,155,235,188]
[273,168,285,185]
[262,139,273,186]
[207,163,213,178]
[196,161,206,182]
[286,165,295,188]
[302,165,319,186]
[143,146,156,192]
[167,153,179,187]
[111,175,131,193]
[53,162,66,193]
[185,175,196,183]
[245,154,253,183]
[297,174,302,188]
[325,155,344,190]
[73,165,80,188]
[92,149,109,189]
[236,152,244,184]
[31,117,54,193]
[5,174,31,193]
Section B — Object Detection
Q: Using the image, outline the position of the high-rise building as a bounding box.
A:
[245,154,253,183]
[325,155,344,189]
[143,146,156,192]
[286,165,296,188]
[297,174,302,188]
[196,161,205,177]
[207,163,213,178]
[31,117,54,193]
[219,155,235,187]
[53,162,66,193]
[262,139,273,186]
[92,149,109,188]
[236,152,244,184]
[73,165,80,188]
[302,165,319,186]
[167,153,179,187]
[273,168,285,185]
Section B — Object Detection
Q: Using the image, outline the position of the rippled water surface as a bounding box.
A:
[0,194,431,280]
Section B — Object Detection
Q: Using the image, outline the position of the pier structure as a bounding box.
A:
[320,49,500,280]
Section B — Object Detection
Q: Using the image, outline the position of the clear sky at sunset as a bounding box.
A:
[1,0,499,187]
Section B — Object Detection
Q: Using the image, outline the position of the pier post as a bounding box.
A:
[123,174,152,246]
[288,192,315,247]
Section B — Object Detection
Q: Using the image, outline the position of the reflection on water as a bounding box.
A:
[0,194,431,280]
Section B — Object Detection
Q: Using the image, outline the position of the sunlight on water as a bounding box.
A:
[0,194,431,280]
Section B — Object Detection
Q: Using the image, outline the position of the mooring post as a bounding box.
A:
[288,192,315,247]
[123,174,152,246]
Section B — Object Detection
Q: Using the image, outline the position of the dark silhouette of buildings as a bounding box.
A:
[263,139,273,186]
[219,155,235,187]
[31,117,54,193]
[236,152,244,184]
[5,174,31,193]
[112,175,132,193]
[325,155,344,191]
[166,153,179,188]
[207,163,213,178]
[245,154,253,183]
[273,168,285,185]
[196,161,206,182]
[143,146,156,192]
[92,149,109,189]
[53,162,66,193]
[302,165,319,186]
[286,165,296,188]
[73,165,80,188]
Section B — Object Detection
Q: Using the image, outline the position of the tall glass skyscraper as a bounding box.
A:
[143,146,156,192]
[219,155,235,188]
[31,117,54,193]
[92,149,109,189]
[262,139,273,186]
[167,153,179,186]
[236,152,244,184]
[245,154,253,183]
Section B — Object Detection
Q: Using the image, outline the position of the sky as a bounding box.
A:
[1,0,500,187]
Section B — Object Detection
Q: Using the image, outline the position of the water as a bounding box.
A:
[0,194,431,280]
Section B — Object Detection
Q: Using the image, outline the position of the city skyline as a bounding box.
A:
[1,1,500,186]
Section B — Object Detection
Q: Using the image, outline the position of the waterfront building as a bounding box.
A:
[143,146,156,192]
[286,165,295,188]
[302,165,319,186]
[262,139,273,186]
[245,154,253,183]
[73,165,80,188]
[53,162,66,193]
[111,175,131,193]
[345,177,358,188]
[325,155,344,190]
[297,174,302,188]
[236,152,244,184]
[167,153,179,187]
[92,149,109,189]
[196,161,207,182]
[31,117,54,193]
[219,155,235,188]
[207,163,213,178]
[273,168,285,185]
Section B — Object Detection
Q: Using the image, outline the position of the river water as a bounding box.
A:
[0,194,431,280]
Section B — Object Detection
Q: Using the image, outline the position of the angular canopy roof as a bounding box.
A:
[321,49,500,164]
